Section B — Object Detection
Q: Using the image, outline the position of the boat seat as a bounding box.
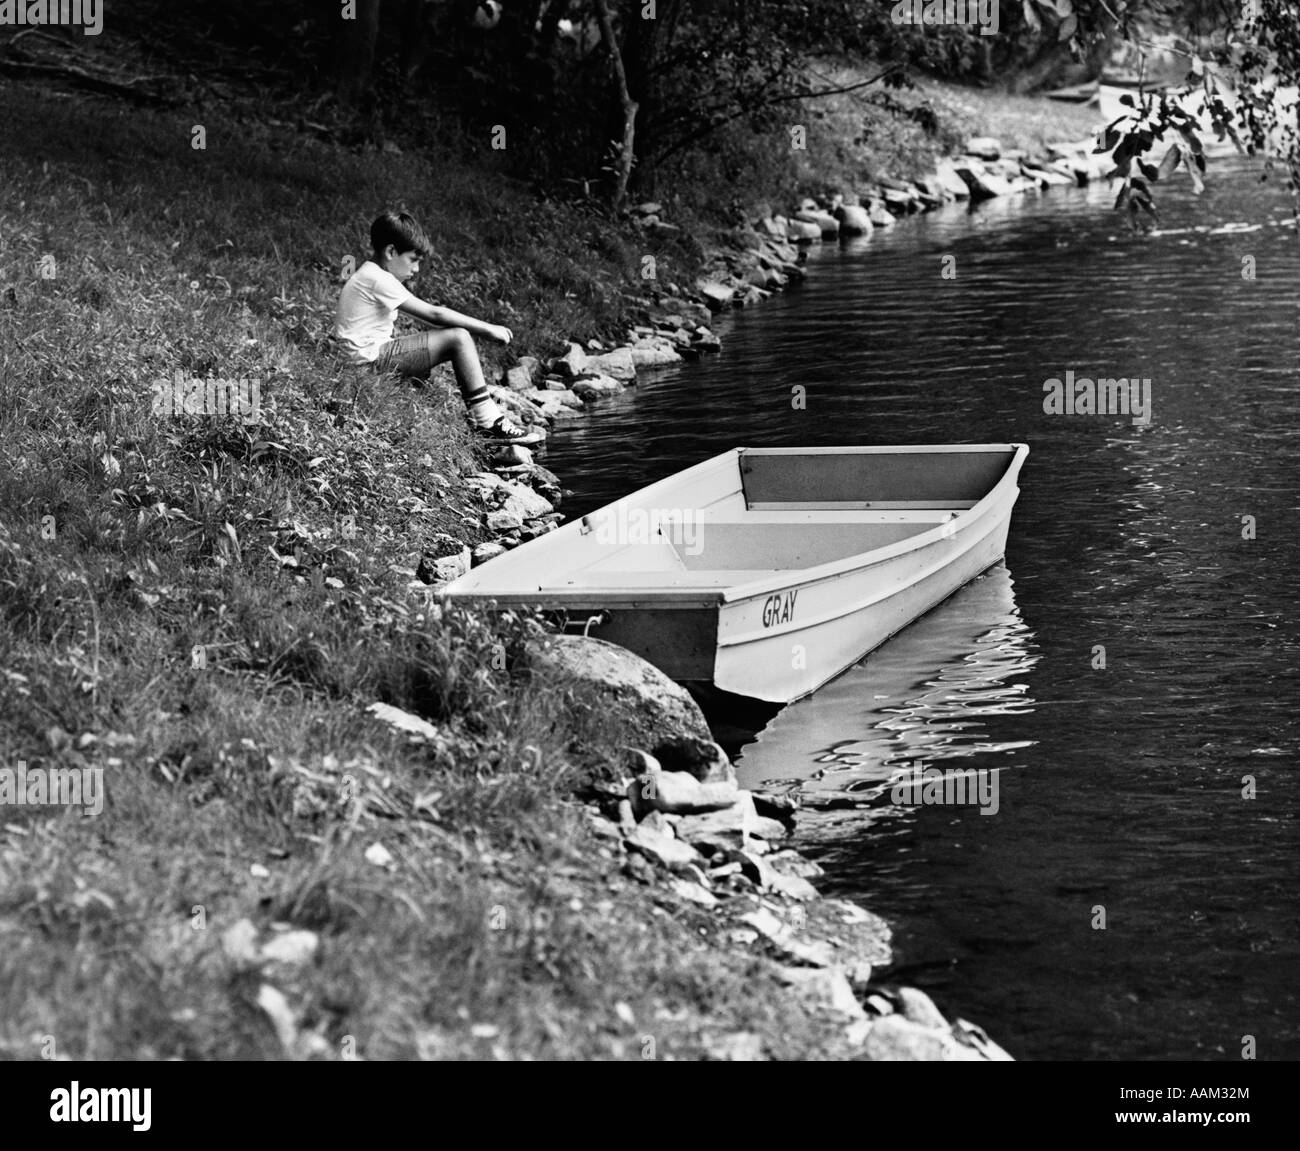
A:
[662,519,936,571]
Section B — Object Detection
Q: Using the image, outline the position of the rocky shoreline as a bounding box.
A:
[400,132,1115,1059]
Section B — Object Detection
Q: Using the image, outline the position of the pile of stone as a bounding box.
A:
[534,633,1014,1060]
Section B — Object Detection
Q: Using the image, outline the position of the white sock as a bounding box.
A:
[464,389,502,427]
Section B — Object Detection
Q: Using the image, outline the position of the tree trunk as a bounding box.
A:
[337,0,383,108]
[592,0,638,210]
[620,0,686,194]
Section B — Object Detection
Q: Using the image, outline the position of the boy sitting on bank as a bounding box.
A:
[335,210,543,446]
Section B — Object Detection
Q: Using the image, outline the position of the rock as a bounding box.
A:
[260,929,319,966]
[486,509,523,532]
[586,347,636,381]
[570,374,624,401]
[674,790,788,850]
[628,769,739,817]
[551,341,588,379]
[422,550,470,582]
[256,984,299,1053]
[472,541,507,564]
[1021,161,1073,187]
[751,792,799,827]
[880,185,918,212]
[491,478,553,521]
[628,343,682,367]
[729,226,767,250]
[364,842,395,869]
[952,157,1014,199]
[667,877,720,907]
[932,159,972,199]
[651,735,734,783]
[793,209,839,236]
[503,365,533,392]
[857,1014,986,1061]
[865,200,896,228]
[533,387,582,409]
[221,918,260,965]
[951,1018,1015,1061]
[738,908,837,967]
[522,392,567,420]
[616,797,637,831]
[784,218,822,241]
[756,215,787,238]
[833,203,873,234]
[525,635,715,751]
[771,872,819,901]
[895,986,949,1030]
[776,967,866,1020]
[705,1032,764,1060]
[624,822,701,870]
[367,702,439,741]
[965,135,1002,160]
[765,847,821,878]
[697,281,737,310]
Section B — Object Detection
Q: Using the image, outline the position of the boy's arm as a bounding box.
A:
[399,297,510,343]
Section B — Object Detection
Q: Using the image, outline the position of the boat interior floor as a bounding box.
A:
[555,506,968,589]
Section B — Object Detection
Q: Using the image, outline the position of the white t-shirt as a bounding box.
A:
[334,261,414,364]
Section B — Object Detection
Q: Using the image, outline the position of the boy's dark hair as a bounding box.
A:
[370,211,431,258]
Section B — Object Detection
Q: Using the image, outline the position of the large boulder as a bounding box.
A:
[586,347,637,381]
[784,218,823,242]
[833,203,873,234]
[550,342,588,379]
[627,768,739,817]
[570,374,624,401]
[865,200,896,228]
[628,342,682,367]
[697,281,737,310]
[951,157,1014,200]
[462,472,554,521]
[793,209,840,237]
[932,160,972,199]
[526,635,715,751]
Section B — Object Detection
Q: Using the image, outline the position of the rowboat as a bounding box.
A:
[439,443,1029,703]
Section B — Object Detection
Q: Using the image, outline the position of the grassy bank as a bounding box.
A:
[0,57,1098,1058]
[0,82,864,1060]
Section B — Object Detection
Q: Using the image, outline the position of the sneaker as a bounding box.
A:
[474,414,546,446]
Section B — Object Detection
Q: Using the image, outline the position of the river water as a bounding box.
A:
[543,160,1300,1061]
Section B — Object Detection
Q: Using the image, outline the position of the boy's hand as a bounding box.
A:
[486,324,512,345]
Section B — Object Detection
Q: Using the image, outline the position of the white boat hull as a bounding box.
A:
[440,444,1029,703]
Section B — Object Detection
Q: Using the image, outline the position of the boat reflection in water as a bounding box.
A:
[734,562,1040,819]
